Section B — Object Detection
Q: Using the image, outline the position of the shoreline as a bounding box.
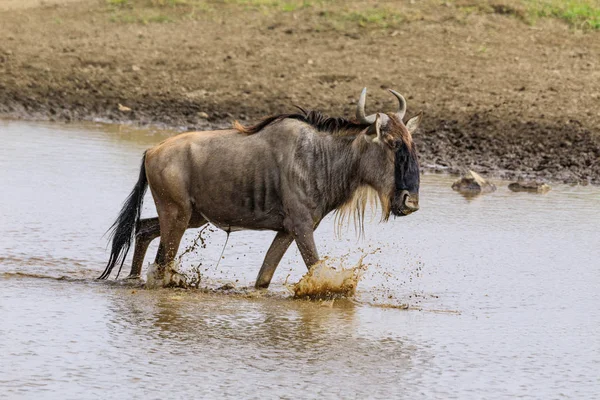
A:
[1,0,599,184]
[3,108,597,186]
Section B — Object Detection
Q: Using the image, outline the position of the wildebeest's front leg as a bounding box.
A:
[255,231,294,289]
[294,231,319,268]
[286,219,320,270]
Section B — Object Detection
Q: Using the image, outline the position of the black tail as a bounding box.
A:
[98,153,148,280]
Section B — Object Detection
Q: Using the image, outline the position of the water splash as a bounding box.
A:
[146,261,187,288]
[290,256,367,300]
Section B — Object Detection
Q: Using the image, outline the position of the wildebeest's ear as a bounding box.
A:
[406,111,423,134]
[365,113,383,143]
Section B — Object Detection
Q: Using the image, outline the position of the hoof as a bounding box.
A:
[254,281,270,290]
[146,262,189,288]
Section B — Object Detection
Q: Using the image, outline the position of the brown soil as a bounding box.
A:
[1,0,599,183]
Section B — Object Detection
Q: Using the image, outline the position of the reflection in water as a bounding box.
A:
[455,190,485,201]
[1,120,600,398]
[112,290,363,348]
[97,286,420,397]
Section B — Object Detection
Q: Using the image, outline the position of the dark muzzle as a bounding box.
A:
[399,190,419,216]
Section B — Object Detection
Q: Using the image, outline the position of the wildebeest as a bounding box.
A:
[99,88,422,288]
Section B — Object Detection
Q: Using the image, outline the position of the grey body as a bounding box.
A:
[164,121,372,230]
[100,89,422,288]
[160,121,335,231]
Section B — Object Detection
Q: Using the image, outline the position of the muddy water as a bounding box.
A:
[1,120,599,399]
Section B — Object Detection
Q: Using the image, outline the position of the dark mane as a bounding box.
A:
[233,107,369,135]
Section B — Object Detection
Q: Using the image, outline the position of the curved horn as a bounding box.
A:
[388,89,407,120]
[356,87,377,125]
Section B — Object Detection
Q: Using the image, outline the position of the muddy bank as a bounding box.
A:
[1,0,599,183]
[419,112,600,184]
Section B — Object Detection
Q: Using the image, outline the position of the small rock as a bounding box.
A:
[560,140,572,148]
[218,283,235,290]
[508,181,551,193]
[131,65,141,72]
[452,170,496,194]
[118,103,132,112]
[307,59,314,65]
[197,111,209,119]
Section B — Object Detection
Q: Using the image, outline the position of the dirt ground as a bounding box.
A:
[1,0,599,183]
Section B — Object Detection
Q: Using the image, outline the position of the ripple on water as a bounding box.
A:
[1,121,599,399]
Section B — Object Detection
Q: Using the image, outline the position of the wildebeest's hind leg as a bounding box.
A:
[149,201,192,287]
[128,214,208,279]
[255,231,294,289]
[128,217,161,279]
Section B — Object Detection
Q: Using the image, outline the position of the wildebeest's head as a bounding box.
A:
[355,88,422,217]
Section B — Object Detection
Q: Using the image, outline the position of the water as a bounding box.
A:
[1,120,599,399]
